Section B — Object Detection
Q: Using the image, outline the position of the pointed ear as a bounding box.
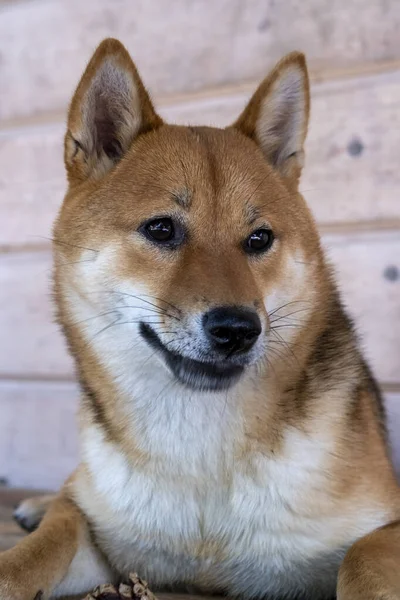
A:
[233,52,310,188]
[64,38,163,184]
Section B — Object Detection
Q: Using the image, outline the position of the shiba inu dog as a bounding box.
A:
[2,38,400,600]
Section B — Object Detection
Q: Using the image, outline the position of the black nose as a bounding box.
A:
[203,306,262,355]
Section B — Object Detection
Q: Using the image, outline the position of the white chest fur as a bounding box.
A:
[75,388,389,600]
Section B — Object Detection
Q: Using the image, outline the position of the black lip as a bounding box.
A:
[139,322,244,391]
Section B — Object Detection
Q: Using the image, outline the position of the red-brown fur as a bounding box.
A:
[1,39,400,600]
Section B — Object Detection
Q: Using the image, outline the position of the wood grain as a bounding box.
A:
[0,123,65,251]
[323,231,400,384]
[0,381,398,490]
[0,232,399,383]
[0,250,74,377]
[0,380,78,490]
[0,0,399,494]
[1,0,400,123]
[1,70,400,250]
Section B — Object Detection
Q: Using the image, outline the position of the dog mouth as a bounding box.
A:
[139,323,244,391]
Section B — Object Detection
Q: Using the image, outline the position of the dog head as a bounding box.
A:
[54,39,324,393]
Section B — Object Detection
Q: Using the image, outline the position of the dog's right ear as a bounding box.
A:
[65,38,163,185]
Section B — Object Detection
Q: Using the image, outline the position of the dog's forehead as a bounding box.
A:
[117,124,284,215]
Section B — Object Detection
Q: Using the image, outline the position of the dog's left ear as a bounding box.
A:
[233,52,310,188]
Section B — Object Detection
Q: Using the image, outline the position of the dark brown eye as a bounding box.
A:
[145,218,175,242]
[245,228,274,254]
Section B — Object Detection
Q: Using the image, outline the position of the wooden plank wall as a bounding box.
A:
[0,0,399,489]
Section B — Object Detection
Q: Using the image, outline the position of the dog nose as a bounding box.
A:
[203,307,262,354]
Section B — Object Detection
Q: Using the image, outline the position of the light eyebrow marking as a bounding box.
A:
[245,201,261,226]
[171,189,192,209]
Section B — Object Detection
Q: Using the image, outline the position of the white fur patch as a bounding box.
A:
[52,538,113,597]
[75,420,390,598]
[264,250,317,363]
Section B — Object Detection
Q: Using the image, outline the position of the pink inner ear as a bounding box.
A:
[256,66,308,168]
[93,97,123,160]
[84,60,136,161]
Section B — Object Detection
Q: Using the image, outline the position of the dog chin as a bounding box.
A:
[139,322,245,392]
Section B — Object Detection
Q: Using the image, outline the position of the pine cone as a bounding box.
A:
[84,573,157,600]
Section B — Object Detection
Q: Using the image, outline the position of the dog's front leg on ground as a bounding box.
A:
[338,520,400,600]
[0,492,112,600]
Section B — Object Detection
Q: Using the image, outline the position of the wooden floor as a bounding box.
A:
[0,487,32,552]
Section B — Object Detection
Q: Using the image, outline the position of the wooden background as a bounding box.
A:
[0,0,400,490]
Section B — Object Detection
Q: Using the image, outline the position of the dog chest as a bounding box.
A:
[76,424,366,597]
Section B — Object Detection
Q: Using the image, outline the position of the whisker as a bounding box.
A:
[156,330,180,336]
[269,334,309,352]
[115,304,175,318]
[39,259,97,276]
[84,318,169,347]
[269,334,308,357]
[270,307,310,325]
[111,291,181,321]
[139,348,161,370]
[153,377,178,404]
[71,310,120,327]
[268,300,311,319]
[138,293,182,315]
[73,307,165,325]
[271,328,297,359]
[57,259,96,267]
[298,187,327,195]
[70,309,174,329]
[220,387,230,420]
[41,258,97,274]
[74,290,180,321]
[174,339,194,358]
[270,324,300,330]
[32,235,99,254]
[266,342,290,365]
[260,351,279,379]
[163,336,187,349]
[84,319,122,346]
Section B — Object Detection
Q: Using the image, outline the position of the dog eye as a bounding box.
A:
[245,228,274,254]
[144,218,175,243]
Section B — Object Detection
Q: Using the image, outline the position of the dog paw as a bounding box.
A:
[13,499,46,533]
